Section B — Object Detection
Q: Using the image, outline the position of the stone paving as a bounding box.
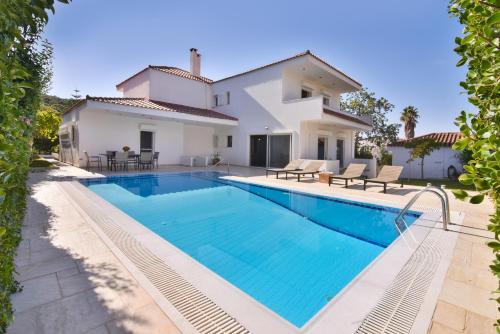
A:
[8,165,180,334]
[8,162,498,334]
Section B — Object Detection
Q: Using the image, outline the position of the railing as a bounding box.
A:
[206,159,230,174]
[395,184,450,232]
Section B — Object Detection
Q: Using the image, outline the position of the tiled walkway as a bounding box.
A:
[7,163,498,333]
[9,166,180,334]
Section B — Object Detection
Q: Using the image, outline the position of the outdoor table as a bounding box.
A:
[99,152,116,170]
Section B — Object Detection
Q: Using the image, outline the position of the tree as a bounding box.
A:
[341,88,401,161]
[33,106,62,153]
[449,0,500,325]
[404,138,441,179]
[71,88,81,99]
[400,106,420,139]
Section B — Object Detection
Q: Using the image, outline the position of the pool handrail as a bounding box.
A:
[395,184,450,231]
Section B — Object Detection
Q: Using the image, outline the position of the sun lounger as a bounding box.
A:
[285,160,324,182]
[363,165,404,193]
[266,160,304,178]
[328,163,367,188]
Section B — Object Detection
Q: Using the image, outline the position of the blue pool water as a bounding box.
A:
[81,172,420,327]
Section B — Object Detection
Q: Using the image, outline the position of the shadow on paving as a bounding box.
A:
[7,170,153,334]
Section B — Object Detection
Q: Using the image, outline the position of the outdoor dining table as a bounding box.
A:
[99,152,140,171]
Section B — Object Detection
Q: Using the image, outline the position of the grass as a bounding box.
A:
[400,178,475,191]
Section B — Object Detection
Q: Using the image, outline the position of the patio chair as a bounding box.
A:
[328,163,367,188]
[363,165,404,193]
[266,159,304,178]
[153,152,159,169]
[285,160,324,182]
[83,151,102,171]
[138,152,154,170]
[111,152,129,171]
[127,151,137,169]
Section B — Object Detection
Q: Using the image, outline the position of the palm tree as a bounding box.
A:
[400,106,419,139]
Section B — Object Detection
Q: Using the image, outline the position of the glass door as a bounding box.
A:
[336,139,344,168]
[269,134,291,168]
[140,131,153,152]
[250,135,267,167]
[318,137,328,160]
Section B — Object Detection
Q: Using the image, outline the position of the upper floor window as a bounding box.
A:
[301,87,312,98]
[227,135,232,148]
[214,92,230,107]
[322,95,330,106]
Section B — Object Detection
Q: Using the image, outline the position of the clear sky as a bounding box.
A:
[44,0,469,137]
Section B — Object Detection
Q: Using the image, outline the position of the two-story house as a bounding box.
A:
[59,49,372,169]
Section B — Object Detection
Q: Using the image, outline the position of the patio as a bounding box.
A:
[7,161,497,334]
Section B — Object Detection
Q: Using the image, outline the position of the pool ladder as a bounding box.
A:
[395,184,451,232]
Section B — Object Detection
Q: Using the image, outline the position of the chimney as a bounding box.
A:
[190,48,201,77]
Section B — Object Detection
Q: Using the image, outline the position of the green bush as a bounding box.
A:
[0,1,68,332]
[30,159,54,168]
[449,0,500,326]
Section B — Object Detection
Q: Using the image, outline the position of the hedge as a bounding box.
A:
[0,1,68,332]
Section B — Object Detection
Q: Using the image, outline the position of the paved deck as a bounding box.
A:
[7,163,498,334]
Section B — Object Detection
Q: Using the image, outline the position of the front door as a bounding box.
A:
[140,131,153,152]
[250,135,267,167]
[318,137,328,160]
[336,139,344,168]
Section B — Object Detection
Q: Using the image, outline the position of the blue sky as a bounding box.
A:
[45,0,469,136]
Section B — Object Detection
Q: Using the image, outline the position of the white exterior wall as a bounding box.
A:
[298,122,354,164]
[183,124,215,156]
[390,146,463,179]
[149,71,212,108]
[282,71,342,110]
[119,70,150,98]
[211,63,356,166]
[76,109,215,166]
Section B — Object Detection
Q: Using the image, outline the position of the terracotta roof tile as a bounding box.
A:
[149,66,213,84]
[214,50,361,86]
[389,132,464,147]
[74,96,237,121]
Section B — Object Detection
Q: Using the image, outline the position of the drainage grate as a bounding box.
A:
[355,232,443,334]
[65,183,250,334]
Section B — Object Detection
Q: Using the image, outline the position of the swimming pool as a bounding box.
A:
[81,172,420,328]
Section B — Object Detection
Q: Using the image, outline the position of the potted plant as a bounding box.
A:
[122,145,130,152]
[212,152,221,165]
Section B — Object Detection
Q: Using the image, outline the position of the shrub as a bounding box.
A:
[0,1,68,332]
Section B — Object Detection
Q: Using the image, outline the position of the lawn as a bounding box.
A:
[399,178,475,191]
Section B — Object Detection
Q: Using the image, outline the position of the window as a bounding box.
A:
[323,95,330,106]
[214,95,219,107]
[226,91,230,105]
[301,88,312,98]
[227,135,232,148]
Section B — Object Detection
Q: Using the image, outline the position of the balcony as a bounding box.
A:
[282,96,373,130]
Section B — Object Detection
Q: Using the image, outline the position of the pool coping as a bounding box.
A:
[58,173,461,334]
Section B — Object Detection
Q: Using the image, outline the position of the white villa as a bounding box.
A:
[60,49,373,170]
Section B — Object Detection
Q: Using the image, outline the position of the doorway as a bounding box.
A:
[140,131,154,152]
[250,135,267,167]
[318,137,328,160]
[336,139,344,168]
[269,134,291,168]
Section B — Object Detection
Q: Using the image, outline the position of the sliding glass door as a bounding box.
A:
[250,134,291,168]
[250,135,267,167]
[269,135,291,168]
